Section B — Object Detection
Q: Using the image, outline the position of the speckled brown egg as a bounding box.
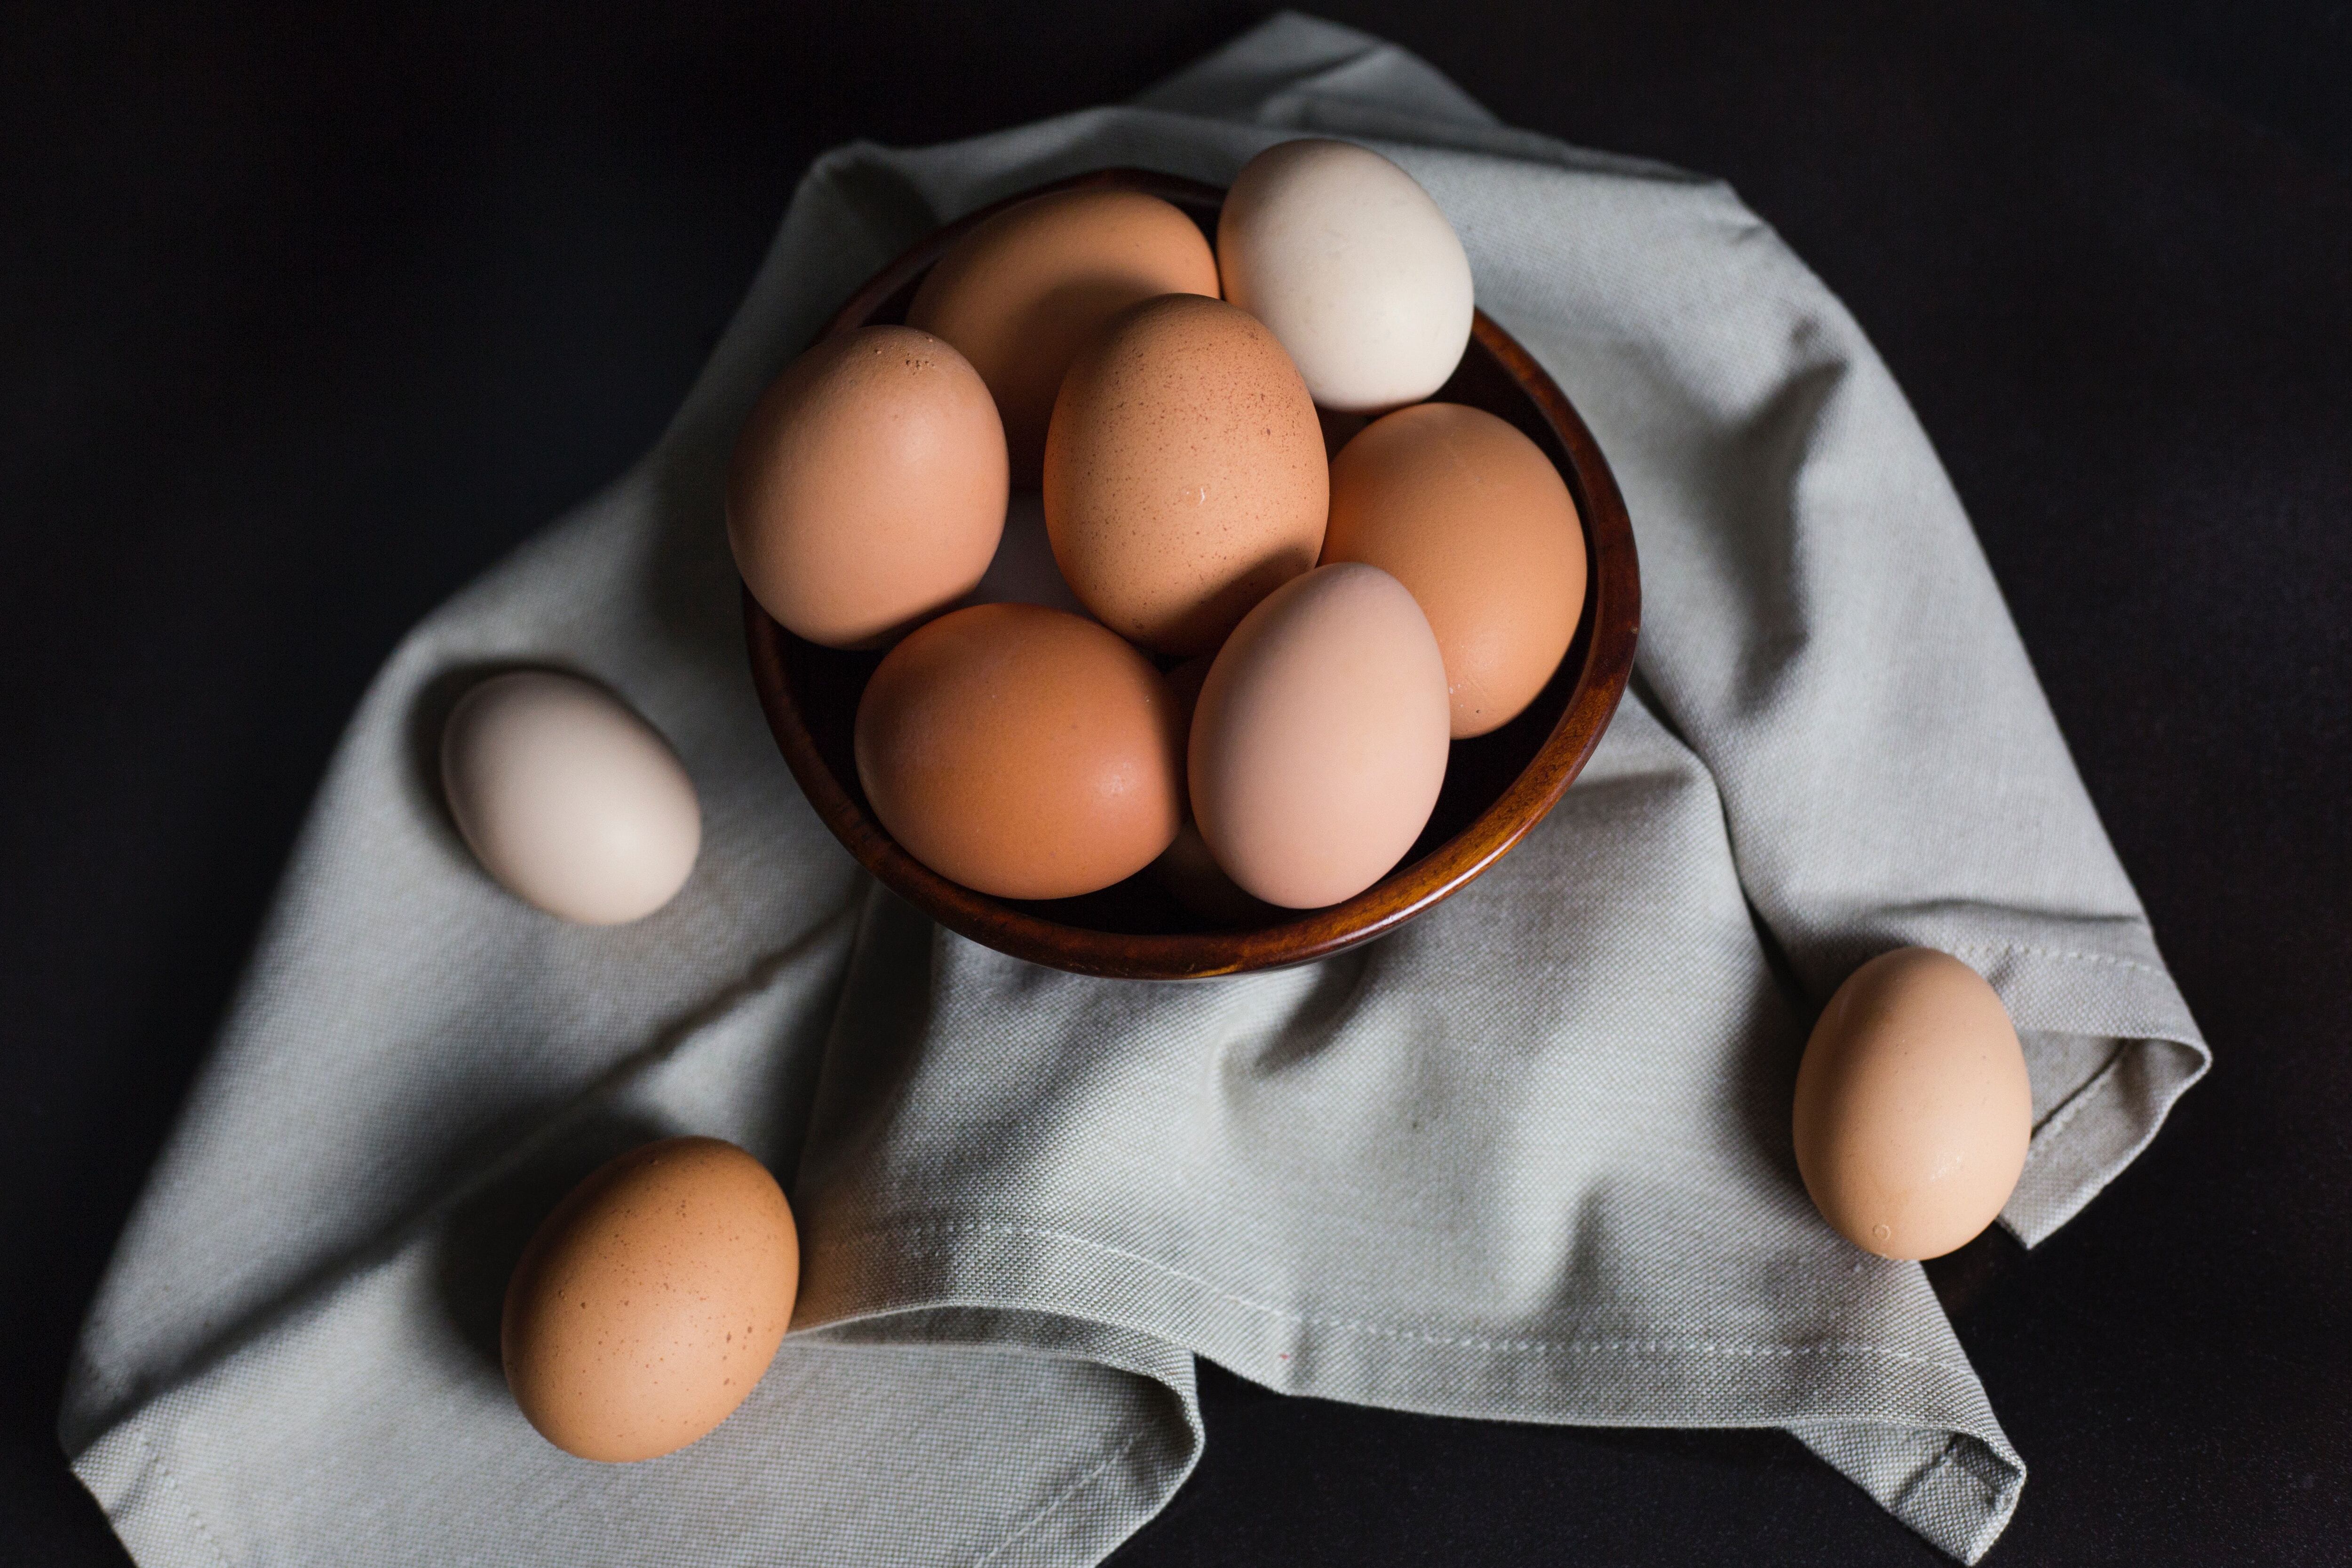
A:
[1322,402,1586,738]
[727,325,1007,649]
[501,1137,799,1463]
[1792,948,2034,1261]
[906,188,1221,485]
[854,601,1184,899]
[1043,294,1327,654]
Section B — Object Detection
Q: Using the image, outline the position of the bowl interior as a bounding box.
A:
[745,169,1637,979]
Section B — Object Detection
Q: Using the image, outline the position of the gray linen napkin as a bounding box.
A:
[62,15,2208,1566]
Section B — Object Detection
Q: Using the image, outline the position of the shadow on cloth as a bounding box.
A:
[431,1107,673,1375]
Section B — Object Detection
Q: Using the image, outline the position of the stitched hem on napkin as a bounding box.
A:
[802,1222,2024,1562]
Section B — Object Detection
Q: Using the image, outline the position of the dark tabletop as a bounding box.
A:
[5,2,2347,1563]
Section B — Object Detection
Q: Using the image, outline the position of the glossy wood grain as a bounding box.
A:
[744,167,1640,979]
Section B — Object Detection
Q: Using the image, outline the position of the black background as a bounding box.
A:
[5,2,2348,1563]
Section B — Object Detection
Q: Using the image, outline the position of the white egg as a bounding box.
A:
[1217,139,1475,414]
[440,670,701,924]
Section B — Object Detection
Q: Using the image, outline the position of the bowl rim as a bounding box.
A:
[744,166,1640,980]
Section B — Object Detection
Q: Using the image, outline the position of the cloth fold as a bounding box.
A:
[63,15,2206,1566]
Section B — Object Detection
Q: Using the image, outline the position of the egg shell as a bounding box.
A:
[1043,293,1327,654]
[1792,948,2034,1261]
[727,325,1007,649]
[906,188,1221,485]
[1217,139,1474,414]
[854,602,1184,899]
[1323,402,1587,738]
[501,1137,799,1463]
[440,670,701,925]
[1189,563,1450,908]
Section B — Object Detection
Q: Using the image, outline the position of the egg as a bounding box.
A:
[855,602,1184,899]
[1791,948,2034,1261]
[502,1137,799,1463]
[727,325,1007,649]
[1189,563,1450,908]
[1044,294,1327,653]
[440,670,700,925]
[906,188,1221,485]
[1217,139,1474,414]
[1323,402,1587,737]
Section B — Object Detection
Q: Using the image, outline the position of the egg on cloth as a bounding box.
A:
[501,1138,800,1463]
[1188,563,1450,908]
[727,325,1007,649]
[1323,402,1587,737]
[440,669,700,925]
[1792,947,2034,1260]
[906,187,1221,484]
[855,602,1184,899]
[1217,138,1474,414]
[1043,293,1327,654]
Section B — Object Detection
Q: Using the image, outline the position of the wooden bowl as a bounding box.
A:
[745,167,1639,979]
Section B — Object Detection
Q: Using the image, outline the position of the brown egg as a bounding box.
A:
[502,1137,799,1463]
[1189,563,1450,908]
[727,325,1007,649]
[1043,294,1327,654]
[1792,948,2034,1261]
[907,188,1220,485]
[854,602,1184,899]
[1322,402,1586,738]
